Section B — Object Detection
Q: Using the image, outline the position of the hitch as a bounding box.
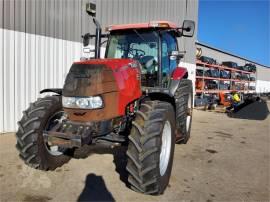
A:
[43,121,93,148]
[43,131,82,148]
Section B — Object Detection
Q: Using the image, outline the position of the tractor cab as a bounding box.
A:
[82,6,195,89]
[105,21,181,88]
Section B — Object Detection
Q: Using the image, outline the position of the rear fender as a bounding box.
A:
[171,67,188,80]
[169,67,188,95]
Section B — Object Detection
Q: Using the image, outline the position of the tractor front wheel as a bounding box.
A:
[16,96,70,170]
[126,101,175,195]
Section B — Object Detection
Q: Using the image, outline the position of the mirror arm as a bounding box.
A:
[173,28,182,37]
[82,34,109,39]
[101,33,109,38]
[100,39,108,46]
[81,33,92,39]
[178,27,191,31]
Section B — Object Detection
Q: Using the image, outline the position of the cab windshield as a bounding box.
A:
[105,30,159,87]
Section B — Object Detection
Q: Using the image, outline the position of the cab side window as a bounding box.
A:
[161,33,178,86]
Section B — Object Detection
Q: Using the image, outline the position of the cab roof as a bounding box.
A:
[107,21,177,31]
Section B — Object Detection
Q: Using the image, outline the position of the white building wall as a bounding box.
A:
[0,29,82,133]
[256,80,270,94]
[0,27,3,132]
[180,61,196,96]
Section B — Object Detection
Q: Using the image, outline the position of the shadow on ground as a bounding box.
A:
[78,173,115,202]
[227,100,269,120]
[75,145,128,202]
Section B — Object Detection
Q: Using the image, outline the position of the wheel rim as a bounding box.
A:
[44,111,66,156]
[159,120,172,176]
[186,92,192,132]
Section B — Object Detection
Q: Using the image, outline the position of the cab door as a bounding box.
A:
[161,32,178,87]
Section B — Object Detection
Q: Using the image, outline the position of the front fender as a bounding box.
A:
[40,88,62,95]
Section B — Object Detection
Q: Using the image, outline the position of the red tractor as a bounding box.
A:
[16,3,195,195]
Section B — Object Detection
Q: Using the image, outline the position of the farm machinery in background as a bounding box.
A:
[195,50,259,109]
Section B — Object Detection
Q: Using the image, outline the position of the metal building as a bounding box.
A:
[196,42,270,93]
[0,0,199,133]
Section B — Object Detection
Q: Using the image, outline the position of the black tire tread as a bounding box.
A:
[174,79,193,144]
[16,96,69,170]
[126,100,174,195]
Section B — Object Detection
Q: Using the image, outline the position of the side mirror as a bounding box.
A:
[82,33,91,47]
[182,20,195,37]
[83,48,95,59]
[83,48,91,53]
[86,2,96,17]
[169,51,184,60]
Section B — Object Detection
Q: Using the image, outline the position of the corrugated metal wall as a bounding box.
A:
[0,0,83,132]
[0,0,198,132]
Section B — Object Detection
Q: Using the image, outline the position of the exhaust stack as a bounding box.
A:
[93,18,101,59]
[86,2,101,59]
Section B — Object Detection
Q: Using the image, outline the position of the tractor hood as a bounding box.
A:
[63,59,140,96]
[62,58,142,121]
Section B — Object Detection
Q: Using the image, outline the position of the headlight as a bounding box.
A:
[62,96,103,109]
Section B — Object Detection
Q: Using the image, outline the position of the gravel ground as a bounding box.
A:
[0,101,269,202]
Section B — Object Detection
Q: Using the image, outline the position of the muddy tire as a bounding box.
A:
[175,79,193,144]
[16,96,70,170]
[126,101,175,195]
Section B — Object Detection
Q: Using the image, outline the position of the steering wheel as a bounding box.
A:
[116,45,145,58]
[138,56,157,74]
[129,48,145,58]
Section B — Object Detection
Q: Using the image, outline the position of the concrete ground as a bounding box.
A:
[0,101,269,202]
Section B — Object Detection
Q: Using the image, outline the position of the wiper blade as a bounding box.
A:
[133,29,147,43]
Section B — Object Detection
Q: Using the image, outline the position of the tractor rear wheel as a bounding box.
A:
[175,79,193,144]
[126,101,175,195]
[16,96,70,170]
